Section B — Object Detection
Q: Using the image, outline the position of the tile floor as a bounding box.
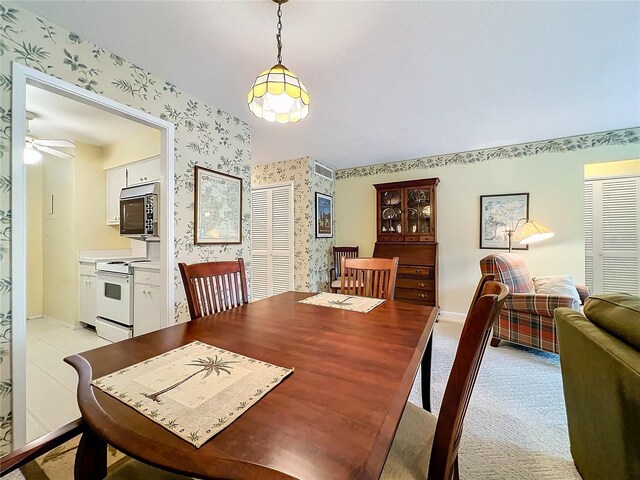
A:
[26,317,111,442]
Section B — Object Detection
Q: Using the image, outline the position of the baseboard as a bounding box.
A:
[439,310,466,323]
[27,314,43,320]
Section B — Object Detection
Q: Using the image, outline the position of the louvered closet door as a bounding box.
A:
[251,184,294,301]
[585,177,640,295]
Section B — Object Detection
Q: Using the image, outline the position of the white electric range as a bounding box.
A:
[95,257,149,342]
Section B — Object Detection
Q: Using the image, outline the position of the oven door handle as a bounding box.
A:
[97,271,130,279]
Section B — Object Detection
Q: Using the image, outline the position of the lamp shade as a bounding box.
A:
[248,64,309,124]
[514,220,555,245]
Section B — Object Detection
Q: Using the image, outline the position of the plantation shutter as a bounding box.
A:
[251,189,270,301]
[585,176,640,295]
[250,184,294,301]
[271,187,293,295]
[584,182,594,292]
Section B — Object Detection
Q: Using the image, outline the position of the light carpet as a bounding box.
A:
[7,314,581,479]
[409,315,581,479]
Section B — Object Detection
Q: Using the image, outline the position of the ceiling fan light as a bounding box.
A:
[24,144,43,165]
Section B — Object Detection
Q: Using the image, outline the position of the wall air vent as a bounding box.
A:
[314,161,334,181]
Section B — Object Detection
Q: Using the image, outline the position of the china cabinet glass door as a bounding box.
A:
[406,187,432,235]
[379,189,403,235]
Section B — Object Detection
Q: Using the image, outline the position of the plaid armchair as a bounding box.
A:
[479,253,589,353]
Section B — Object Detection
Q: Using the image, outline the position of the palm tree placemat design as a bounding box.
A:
[298,293,385,313]
[91,341,293,448]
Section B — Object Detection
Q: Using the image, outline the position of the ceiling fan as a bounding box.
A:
[25,111,76,163]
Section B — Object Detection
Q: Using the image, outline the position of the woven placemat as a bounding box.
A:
[298,292,385,313]
[92,341,293,448]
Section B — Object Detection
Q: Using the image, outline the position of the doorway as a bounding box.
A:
[11,63,174,449]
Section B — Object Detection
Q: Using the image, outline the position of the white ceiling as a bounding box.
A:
[26,84,155,146]
[18,1,640,169]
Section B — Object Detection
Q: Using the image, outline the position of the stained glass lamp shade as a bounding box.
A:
[248,64,309,124]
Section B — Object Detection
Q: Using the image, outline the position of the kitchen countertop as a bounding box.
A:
[131,261,160,270]
[78,256,126,263]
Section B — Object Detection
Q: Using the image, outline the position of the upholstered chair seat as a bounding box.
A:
[381,402,437,479]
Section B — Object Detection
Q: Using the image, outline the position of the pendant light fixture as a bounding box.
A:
[248,0,309,124]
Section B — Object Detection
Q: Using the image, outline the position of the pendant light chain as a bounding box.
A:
[248,0,309,123]
[276,2,283,64]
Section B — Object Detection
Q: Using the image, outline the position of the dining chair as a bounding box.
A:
[340,256,399,300]
[381,275,508,480]
[329,246,359,292]
[179,258,249,320]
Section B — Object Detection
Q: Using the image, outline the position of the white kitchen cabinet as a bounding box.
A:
[106,166,127,225]
[133,267,161,336]
[106,157,161,225]
[126,156,161,187]
[78,263,97,326]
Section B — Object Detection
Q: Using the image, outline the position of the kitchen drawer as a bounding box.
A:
[394,287,435,303]
[396,278,435,291]
[96,318,132,343]
[134,269,161,286]
[397,266,433,277]
[78,263,97,276]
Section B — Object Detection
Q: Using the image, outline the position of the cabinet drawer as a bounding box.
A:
[394,288,435,303]
[378,235,405,242]
[397,266,433,277]
[78,263,96,276]
[396,278,435,290]
[96,318,132,343]
[403,234,435,242]
[134,269,161,286]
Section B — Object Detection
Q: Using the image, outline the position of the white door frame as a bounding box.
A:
[10,63,175,448]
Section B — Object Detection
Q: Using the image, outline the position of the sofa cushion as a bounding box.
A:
[584,294,640,349]
[533,275,581,303]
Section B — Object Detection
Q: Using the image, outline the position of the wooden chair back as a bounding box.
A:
[179,258,248,320]
[340,256,399,300]
[428,277,508,480]
[331,246,359,281]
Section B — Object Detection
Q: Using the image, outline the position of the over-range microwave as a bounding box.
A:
[119,182,159,241]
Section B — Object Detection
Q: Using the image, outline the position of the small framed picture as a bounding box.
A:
[194,166,242,244]
[315,192,333,238]
[480,193,529,250]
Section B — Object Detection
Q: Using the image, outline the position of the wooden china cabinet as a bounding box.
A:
[373,178,439,307]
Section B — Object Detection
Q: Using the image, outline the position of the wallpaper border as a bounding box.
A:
[335,128,640,180]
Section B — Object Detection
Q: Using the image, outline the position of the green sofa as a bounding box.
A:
[555,294,640,480]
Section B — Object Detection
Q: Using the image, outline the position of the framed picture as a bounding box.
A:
[315,192,333,238]
[194,166,242,244]
[480,193,529,250]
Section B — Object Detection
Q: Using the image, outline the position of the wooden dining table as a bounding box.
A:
[65,291,438,480]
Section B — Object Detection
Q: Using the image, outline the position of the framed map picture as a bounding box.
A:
[315,192,333,238]
[480,193,529,250]
[194,166,242,244]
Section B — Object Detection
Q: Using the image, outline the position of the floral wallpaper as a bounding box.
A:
[251,157,335,292]
[335,128,640,179]
[309,171,334,292]
[0,5,251,454]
